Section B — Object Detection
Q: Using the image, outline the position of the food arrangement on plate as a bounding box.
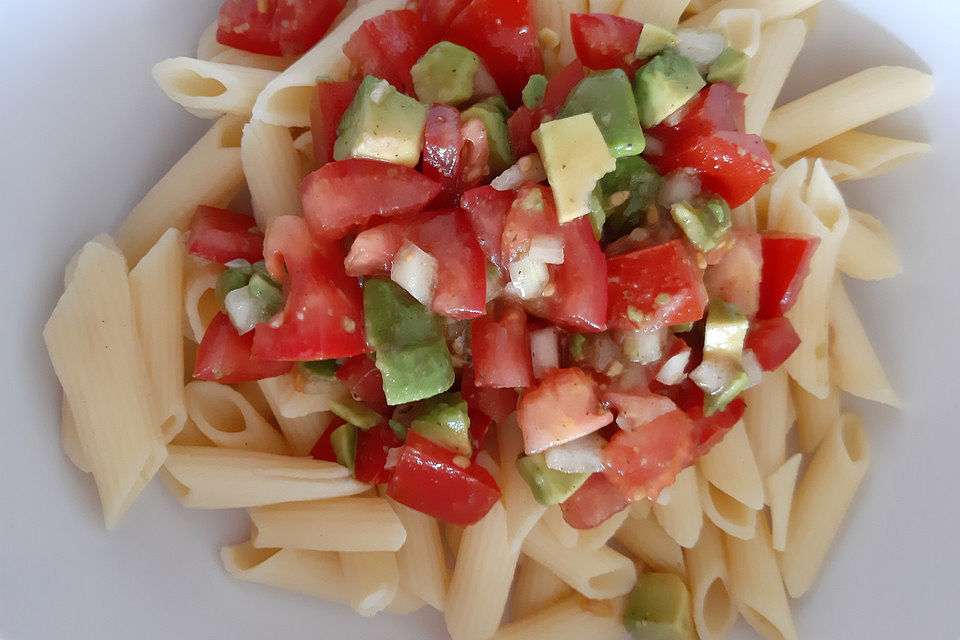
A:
[43,0,932,638]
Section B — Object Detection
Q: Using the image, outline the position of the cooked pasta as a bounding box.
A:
[184,380,292,454]
[685,521,738,640]
[221,541,348,603]
[153,57,279,119]
[510,557,574,620]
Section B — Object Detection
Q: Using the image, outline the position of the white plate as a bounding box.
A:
[1,1,958,638]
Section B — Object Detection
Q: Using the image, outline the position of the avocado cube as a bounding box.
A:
[334,75,428,168]
[707,47,750,85]
[462,100,513,174]
[623,573,696,640]
[633,51,705,128]
[703,299,747,361]
[598,155,662,240]
[522,74,548,109]
[516,452,590,506]
[669,196,731,252]
[329,396,382,430]
[411,41,479,106]
[330,423,358,473]
[636,24,680,60]
[411,392,472,455]
[375,342,456,406]
[560,69,645,158]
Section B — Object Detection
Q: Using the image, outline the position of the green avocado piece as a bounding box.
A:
[597,155,663,240]
[300,359,340,379]
[247,272,283,318]
[623,572,696,640]
[462,100,514,174]
[215,265,253,313]
[669,196,732,252]
[707,47,750,86]
[636,24,680,60]
[698,299,750,416]
[522,74,548,109]
[410,392,472,455]
[411,41,479,106]
[330,423,358,472]
[516,453,590,506]
[334,75,428,168]
[633,51,706,128]
[329,396,382,430]
[560,69,645,158]
[587,185,606,241]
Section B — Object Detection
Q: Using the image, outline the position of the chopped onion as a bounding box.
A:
[390,240,438,306]
[582,333,621,373]
[528,235,564,264]
[644,133,665,157]
[224,286,269,335]
[676,29,725,72]
[620,328,666,365]
[384,446,403,471]
[742,349,763,389]
[472,62,500,99]
[690,357,738,395]
[491,153,547,191]
[658,169,701,207]
[224,258,251,269]
[656,349,691,385]
[530,327,560,378]
[508,254,550,299]
[544,434,606,474]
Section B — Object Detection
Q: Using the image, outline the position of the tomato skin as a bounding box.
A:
[386,431,501,526]
[569,13,644,73]
[310,79,362,167]
[252,216,368,361]
[422,104,464,207]
[194,313,293,383]
[507,106,542,158]
[648,82,745,150]
[301,158,441,239]
[539,60,586,115]
[445,0,542,105]
[607,240,708,332]
[551,216,608,333]
[335,355,390,415]
[355,424,403,484]
[342,9,434,95]
[603,390,678,430]
[419,0,472,35]
[460,366,519,424]
[186,206,263,264]
[468,407,493,452]
[517,368,613,454]
[217,0,348,56]
[460,185,513,270]
[745,316,801,371]
[310,417,346,462]
[471,306,534,388]
[757,232,821,320]
[560,472,630,530]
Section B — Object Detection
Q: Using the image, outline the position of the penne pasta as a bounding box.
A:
[681,0,819,28]
[804,130,930,182]
[709,9,762,57]
[340,551,399,617]
[60,398,91,473]
[764,453,802,552]
[196,21,227,61]
[257,379,333,457]
[652,466,703,548]
[616,513,686,576]
[385,587,427,615]
[576,509,630,550]
[697,421,765,511]
[498,417,547,553]
[184,380,292,454]
[153,57,279,119]
[741,19,807,135]
[183,259,222,343]
[387,496,448,611]
[537,0,587,67]
[587,0,624,14]
[494,595,627,640]
[241,119,304,229]
[792,380,841,453]
[542,506,581,549]
[510,557,574,621]
[742,367,795,478]
[221,541,348,603]
[619,0,690,29]
[838,208,902,280]
[256,371,346,419]
[685,521,738,640]
[696,464,757,541]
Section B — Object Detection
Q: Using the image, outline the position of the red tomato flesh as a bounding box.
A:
[419,0,472,36]
[310,78,362,167]
[560,472,630,530]
[540,60,586,115]
[516,367,613,454]
[569,13,644,73]
[355,424,403,484]
[335,354,390,415]
[745,316,801,371]
[460,366,519,424]
[186,206,263,265]
[471,306,534,388]
[342,9,434,95]
[217,0,348,56]
[648,82,745,150]
[460,185,513,270]
[422,104,464,207]
[310,417,346,462]
[757,232,821,320]
[194,313,293,383]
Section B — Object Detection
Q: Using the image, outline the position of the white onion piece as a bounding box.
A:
[544,434,606,474]
[644,133,665,157]
[621,329,666,365]
[390,241,438,306]
[583,333,621,373]
[656,349,691,385]
[491,153,547,191]
[508,255,550,299]
[676,29,726,72]
[690,357,738,395]
[224,286,268,335]
[528,235,564,264]
[658,168,701,207]
[224,258,251,269]
[742,349,763,389]
[529,327,560,378]
[384,446,403,471]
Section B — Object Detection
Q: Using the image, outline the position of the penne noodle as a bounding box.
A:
[221,541,348,603]
[387,496,448,611]
[792,381,841,453]
[494,595,627,640]
[576,509,630,549]
[742,367,795,478]
[256,371,346,419]
[803,130,930,182]
[241,119,304,229]
[60,398,91,473]
[196,21,227,61]
[498,417,547,553]
[183,259,222,343]
[764,453,802,552]
[619,0,690,29]
[709,9,762,57]
[681,0,819,28]
[257,379,333,457]
[184,380,292,454]
[153,57,279,119]
[741,19,807,135]
[697,421,765,511]
[685,521,738,640]
[838,208,902,280]
[169,417,216,447]
[588,0,624,14]
[510,557,574,621]
[696,465,757,541]
[652,466,703,548]
[542,506,580,549]
[384,587,427,615]
[616,513,686,576]
[340,551,399,617]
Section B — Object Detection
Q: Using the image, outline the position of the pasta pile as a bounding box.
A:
[44,0,930,638]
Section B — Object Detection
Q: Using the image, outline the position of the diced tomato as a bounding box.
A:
[185,205,263,264]
[355,424,403,484]
[459,118,491,190]
[310,417,346,462]
[471,306,534,388]
[704,230,762,318]
[386,431,501,526]
[653,378,745,457]
[517,368,613,454]
[194,313,293,383]
[460,185,513,269]
[539,60,586,116]
[648,82,745,150]
[252,216,368,360]
[607,240,708,332]
[560,472,630,530]
[310,78,362,167]
[745,317,801,371]
[217,0,348,56]
[301,158,441,239]
[507,106,542,158]
[601,409,695,501]
[460,366,519,424]
[603,390,677,430]
[445,0,542,105]
[757,232,821,320]
[468,407,493,452]
[335,354,390,415]
[422,104,464,207]
[569,13,644,73]
[501,183,561,265]
[551,216,608,332]
[419,0,472,36]
[342,9,434,95]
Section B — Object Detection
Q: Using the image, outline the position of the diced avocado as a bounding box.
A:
[462,100,513,174]
[329,396,382,430]
[669,196,731,252]
[410,392,472,456]
[568,334,587,361]
[636,24,680,60]
[598,155,662,240]
[334,75,428,168]
[363,279,455,405]
[215,264,253,312]
[247,272,282,318]
[481,95,512,120]
[330,423,358,472]
[533,113,617,223]
[623,572,696,640]
[707,47,750,85]
[703,367,749,416]
[411,41,479,106]
[696,299,750,416]
[516,453,590,505]
[633,51,706,128]
[560,69,645,158]
[388,418,408,440]
[587,185,606,241]
[301,359,340,379]
[522,74,548,109]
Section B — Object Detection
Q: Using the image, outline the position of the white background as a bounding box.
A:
[1,1,958,638]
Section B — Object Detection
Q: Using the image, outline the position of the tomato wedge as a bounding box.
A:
[422,104,464,207]
[310,79,362,167]
[516,368,613,454]
[704,230,762,318]
[551,216,608,333]
[460,185,513,270]
[757,232,821,320]
[186,205,263,264]
[468,407,493,452]
[560,472,630,530]
[569,13,644,73]
[471,305,534,389]
[420,0,472,36]
[745,316,801,371]
[355,424,403,485]
[217,0,348,56]
[194,313,293,383]
[335,354,390,415]
[460,366,519,424]
[342,9,434,95]
[310,417,346,462]
[539,60,586,116]
[648,82,745,150]
[651,378,745,457]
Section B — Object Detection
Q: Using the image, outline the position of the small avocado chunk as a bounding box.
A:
[330,423,358,472]
[215,264,253,312]
[329,396,382,430]
[694,299,750,416]
[363,279,455,406]
[703,299,747,361]
[411,41,479,106]
[301,359,340,379]
[462,99,513,174]
[247,272,282,318]
[707,47,750,85]
[623,572,696,640]
[636,24,681,60]
[533,113,617,223]
[633,51,706,128]
[669,196,731,252]
[587,185,606,240]
[560,69,645,159]
[516,452,590,506]
[597,155,663,240]
[334,75,428,168]
[522,74,548,109]
[410,392,472,456]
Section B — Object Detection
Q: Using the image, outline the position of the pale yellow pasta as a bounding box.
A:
[652,466,703,548]
[536,0,586,67]
[685,521,738,640]
[541,506,580,549]
[445,502,519,640]
[510,557,574,620]
[685,0,720,14]
[709,9,761,57]
[293,129,315,173]
[60,398,91,473]
[196,21,226,61]
[697,420,765,511]
[681,0,819,28]
[781,414,870,598]
[211,48,298,72]
[162,446,367,508]
[445,522,464,558]
[619,0,689,29]
[494,595,627,640]
[742,367,795,478]
[183,259,222,343]
[587,0,623,14]
[233,381,275,422]
[114,115,245,264]
[696,465,757,540]
[740,19,807,135]
[250,497,406,552]
[241,119,304,229]
[838,208,902,280]
[764,66,934,160]
[387,497,448,611]
[576,509,630,549]
[498,417,547,553]
[44,241,165,529]
[521,522,637,599]
[792,381,841,453]
[184,380,292,454]
[829,278,901,407]
[804,130,930,182]
[129,228,187,442]
[170,417,216,447]
[385,587,427,615]
[257,379,333,457]
[616,514,686,576]
[764,453,802,552]
[221,541,348,603]
[795,3,820,31]
[340,551,399,617]
[152,57,279,119]
[252,0,406,127]
[257,371,346,419]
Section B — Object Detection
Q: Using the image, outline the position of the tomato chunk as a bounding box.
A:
[342,9,434,95]
[651,378,745,457]
[186,206,263,264]
[252,216,368,361]
[335,354,390,415]
[648,82,745,150]
[301,158,441,239]
[757,232,821,320]
[539,60,586,116]
[468,407,493,452]
[471,306,534,389]
[460,185,513,270]
[569,13,644,73]
[194,313,293,383]
[419,0,472,36]
[310,78,362,167]
[355,424,403,484]
[460,366,519,424]
[745,316,801,371]
[517,368,613,454]
[217,0,348,56]
[551,216,608,333]
[560,472,630,530]
[386,431,501,526]
[506,106,542,158]
[310,417,346,462]
[704,230,762,318]
[422,104,464,207]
